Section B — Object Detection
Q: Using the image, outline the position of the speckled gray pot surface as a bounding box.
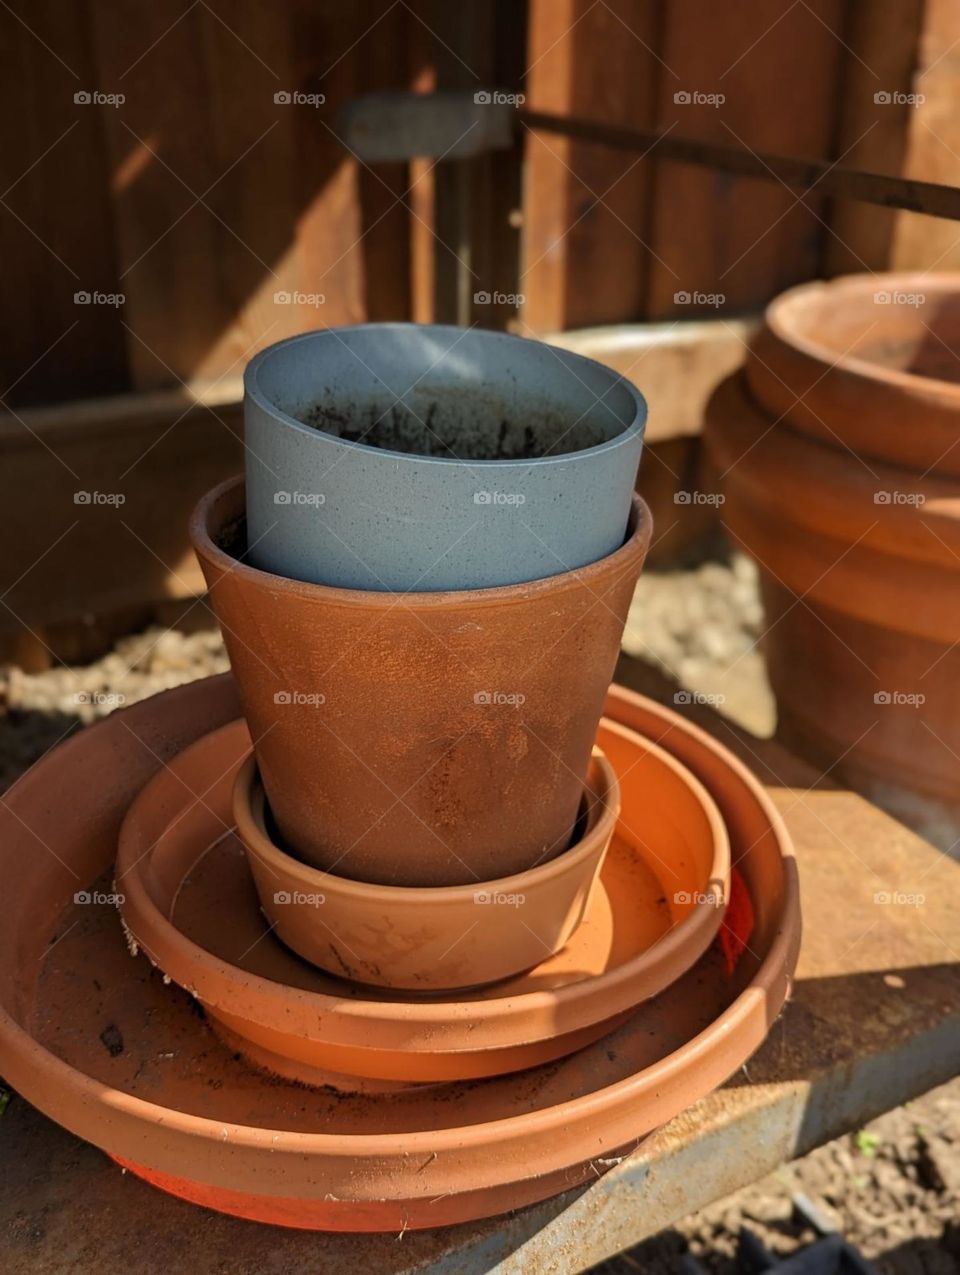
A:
[244,324,647,590]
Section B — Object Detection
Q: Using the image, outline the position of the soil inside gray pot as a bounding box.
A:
[299,392,609,460]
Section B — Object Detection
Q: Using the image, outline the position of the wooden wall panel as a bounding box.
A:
[889,0,960,271]
[644,0,845,318]
[823,0,926,276]
[90,0,424,389]
[0,0,127,406]
[0,1,428,403]
[520,0,661,332]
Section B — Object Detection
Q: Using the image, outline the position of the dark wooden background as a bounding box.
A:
[0,0,957,650]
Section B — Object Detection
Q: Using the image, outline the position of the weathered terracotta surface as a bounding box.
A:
[760,577,960,846]
[0,675,798,1232]
[117,712,728,1083]
[707,371,960,837]
[747,272,960,475]
[235,748,620,991]
[190,476,652,887]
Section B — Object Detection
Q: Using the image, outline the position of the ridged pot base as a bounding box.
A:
[0,676,799,1233]
[761,577,960,850]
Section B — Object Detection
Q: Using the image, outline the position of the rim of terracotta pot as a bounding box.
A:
[0,675,799,1207]
[235,750,617,906]
[707,372,960,571]
[244,323,648,469]
[116,713,729,1052]
[190,475,652,607]
[763,272,960,399]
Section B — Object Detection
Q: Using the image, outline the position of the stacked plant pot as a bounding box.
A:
[203,326,651,975]
[162,326,736,1046]
[0,324,803,1233]
[706,274,960,849]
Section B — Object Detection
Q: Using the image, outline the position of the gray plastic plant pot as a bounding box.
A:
[243,324,647,590]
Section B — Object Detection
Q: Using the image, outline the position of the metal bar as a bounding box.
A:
[339,93,960,222]
[520,108,960,221]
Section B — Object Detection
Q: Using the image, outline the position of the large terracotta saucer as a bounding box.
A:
[0,676,800,1232]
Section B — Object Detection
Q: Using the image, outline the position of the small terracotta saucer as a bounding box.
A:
[0,675,798,1233]
[115,715,730,1085]
[233,748,619,991]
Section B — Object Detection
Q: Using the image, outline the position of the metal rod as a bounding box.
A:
[520,108,960,222]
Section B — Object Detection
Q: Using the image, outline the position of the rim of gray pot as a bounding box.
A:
[191,476,651,609]
[243,323,647,468]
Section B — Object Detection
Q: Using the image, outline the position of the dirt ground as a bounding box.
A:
[600,1079,960,1274]
[0,559,956,1273]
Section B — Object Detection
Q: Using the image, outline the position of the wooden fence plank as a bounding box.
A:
[0,0,127,405]
[645,0,845,318]
[823,0,926,276]
[889,0,960,271]
[520,0,660,332]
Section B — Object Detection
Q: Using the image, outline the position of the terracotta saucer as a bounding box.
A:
[115,714,729,1084]
[0,676,799,1232]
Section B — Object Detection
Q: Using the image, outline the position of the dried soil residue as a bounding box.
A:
[300,396,608,461]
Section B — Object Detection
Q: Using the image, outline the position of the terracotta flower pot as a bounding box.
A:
[0,674,796,1233]
[244,324,647,591]
[190,475,652,887]
[707,371,960,842]
[746,272,960,476]
[759,576,960,848]
[706,374,960,643]
[116,709,729,1085]
[234,748,619,991]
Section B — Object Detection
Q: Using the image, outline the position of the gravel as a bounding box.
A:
[0,627,228,791]
[621,552,775,737]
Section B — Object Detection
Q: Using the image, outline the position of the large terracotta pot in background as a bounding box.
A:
[234,746,620,991]
[707,371,960,844]
[244,324,646,591]
[191,476,652,887]
[746,272,960,476]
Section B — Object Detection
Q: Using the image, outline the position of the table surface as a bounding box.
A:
[2,663,958,1275]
